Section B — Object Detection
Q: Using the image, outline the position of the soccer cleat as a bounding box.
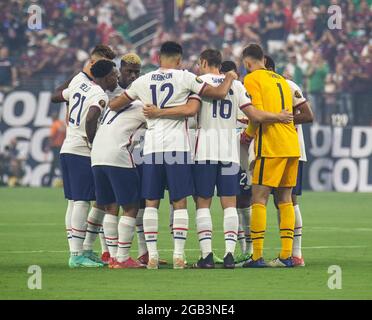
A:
[234,252,252,267]
[112,257,145,269]
[108,257,117,269]
[213,252,224,264]
[223,253,235,269]
[173,257,186,269]
[192,252,215,269]
[292,256,305,267]
[83,250,104,265]
[242,256,266,268]
[137,252,168,265]
[101,251,110,265]
[267,257,294,268]
[147,257,159,270]
[68,255,104,268]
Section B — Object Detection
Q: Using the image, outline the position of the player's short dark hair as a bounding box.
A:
[242,44,264,61]
[160,41,183,57]
[90,60,116,78]
[220,60,238,73]
[264,55,276,72]
[199,49,222,68]
[91,44,116,60]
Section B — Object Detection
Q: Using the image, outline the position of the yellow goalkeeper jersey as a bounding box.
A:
[243,69,300,158]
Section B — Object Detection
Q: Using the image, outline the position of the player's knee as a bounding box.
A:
[172,198,187,210]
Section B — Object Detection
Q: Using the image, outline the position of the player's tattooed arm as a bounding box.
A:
[143,98,201,119]
[200,71,238,99]
[86,106,102,144]
[293,101,313,124]
[109,93,132,111]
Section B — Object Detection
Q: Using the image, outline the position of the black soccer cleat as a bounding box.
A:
[223,252,235,269]
[192,252,215,269]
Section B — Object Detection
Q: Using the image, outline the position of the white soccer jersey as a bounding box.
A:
[194,74,251,164]
[60,72,108,157]
[91,101,146,168]
[106,82,124,100]
[124,68,206,155]
[106,83,146,162]
[287,79,307,162]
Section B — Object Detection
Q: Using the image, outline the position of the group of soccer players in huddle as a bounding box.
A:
[51,40,313,270]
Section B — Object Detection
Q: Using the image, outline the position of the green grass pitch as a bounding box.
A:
[0,188,371,300]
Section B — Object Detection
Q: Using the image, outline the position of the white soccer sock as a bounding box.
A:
[136,208,147,257]
[293,204,303,258]
[196,208,213,259]
[70,201,90,255]
[173,209,189,258]
[117,216,136,262]
[83,207,106,251]
[143,207,159,259]
[169,204,174,237]
[240,206,252,255]
[223,207,239,257]
[103,214,119,258]
[99,227,108,254]
[65,200,73,251]
[237,208,246,254]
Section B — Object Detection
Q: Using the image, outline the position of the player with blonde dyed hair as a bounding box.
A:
[102,52,167,267]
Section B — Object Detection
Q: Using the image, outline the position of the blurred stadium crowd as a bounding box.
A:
[0,0,371,125]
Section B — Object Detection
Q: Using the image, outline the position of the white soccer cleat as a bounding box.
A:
[147,257,159,270]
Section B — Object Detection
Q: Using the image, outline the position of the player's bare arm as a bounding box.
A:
[85,105,102,144]
[201,71,238,99]
[241,105,294,124]
[109,93,133,111]
[143,98,201,119]
[294,102,314,124]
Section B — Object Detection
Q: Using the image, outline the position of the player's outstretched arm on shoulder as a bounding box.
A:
[109,93,132,112]
[143,98,201,119]
[201,71,238,99]
[86,105,102,144]
[241,105,293,124]
[294,101,313,124]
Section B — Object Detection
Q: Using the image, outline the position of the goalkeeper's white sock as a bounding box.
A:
[196,208,213,259]
[70,201,90,255]
[117,216,136,262]
[65,200,73,251]
[293,204,303,258]
[173,209,189,259]
[83,207,105,251]
[143,207,158,259]
[103,214,119,258]
[136,208,147,257]
[224,207,238,257]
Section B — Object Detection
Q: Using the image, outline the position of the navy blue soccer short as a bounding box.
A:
[193,161,240,198]
[238,167,252,197]
[60,153,95,201]
[292,161,303,196]
[141,152,194,201]
[92,165,141,206]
